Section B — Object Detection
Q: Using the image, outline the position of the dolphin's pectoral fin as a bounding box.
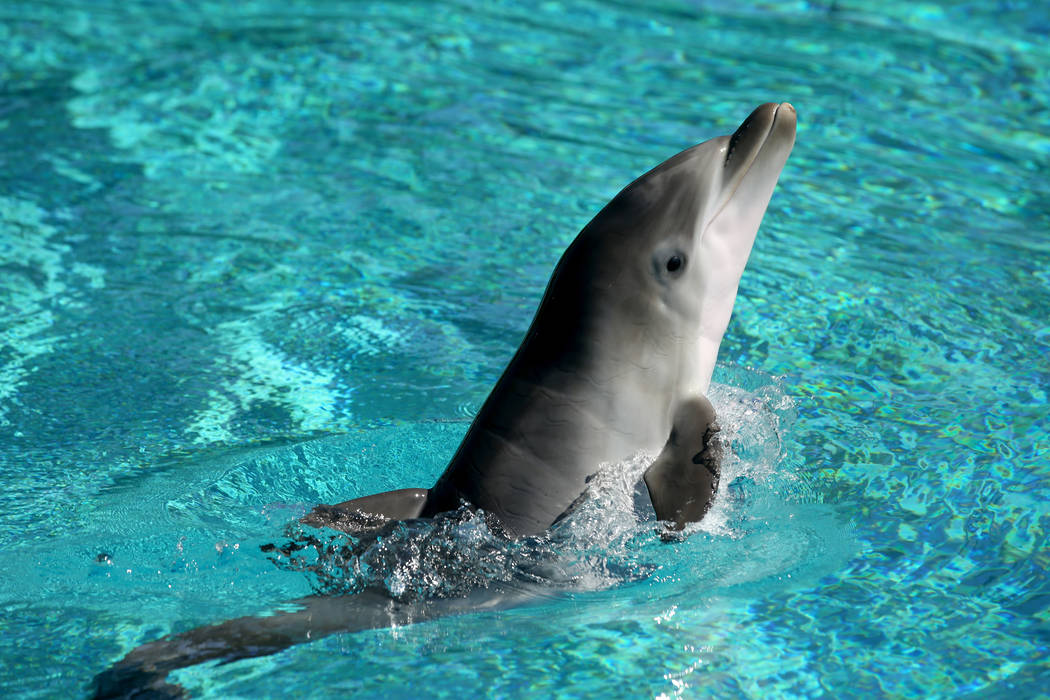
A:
[302,488,430,533]
[643,396,722,535]
[550,480,594,528]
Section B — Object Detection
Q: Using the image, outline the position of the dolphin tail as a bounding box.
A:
[91,586,536,699]
[91,594,350,699]
[643,396,722,534]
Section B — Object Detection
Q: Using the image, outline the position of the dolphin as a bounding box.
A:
[92,102,796,698]
[309,101,796,536]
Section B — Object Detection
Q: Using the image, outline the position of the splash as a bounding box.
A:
[264,369,794,602]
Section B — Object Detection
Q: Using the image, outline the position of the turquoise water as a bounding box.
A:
[1,0,1048,697]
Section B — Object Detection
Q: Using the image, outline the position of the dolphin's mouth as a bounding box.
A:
[713,102,796,219]
[725,102,792,168]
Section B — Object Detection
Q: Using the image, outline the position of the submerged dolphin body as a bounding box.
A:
[93,103,796,698]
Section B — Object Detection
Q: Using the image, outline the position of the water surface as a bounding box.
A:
[1,1,1048,697]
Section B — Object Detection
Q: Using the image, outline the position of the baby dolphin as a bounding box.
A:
[310,102,797,537]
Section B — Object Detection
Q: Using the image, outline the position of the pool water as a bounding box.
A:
[1,1,1048,697]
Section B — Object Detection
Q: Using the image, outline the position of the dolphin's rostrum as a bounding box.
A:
[92,103,796,698]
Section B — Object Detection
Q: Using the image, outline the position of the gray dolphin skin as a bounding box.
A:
[92,103,796,698]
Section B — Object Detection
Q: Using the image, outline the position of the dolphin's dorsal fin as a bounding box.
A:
[643,396,722,533]
[302,488,429,534]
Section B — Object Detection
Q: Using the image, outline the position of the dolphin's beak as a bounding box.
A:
[722,102,793,188]
[714,102,797,221]
[725,102,796,169]
[692,102,797,395]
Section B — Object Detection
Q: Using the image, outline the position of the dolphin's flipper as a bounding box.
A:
[643,396,722,532]
[302,488,429,533]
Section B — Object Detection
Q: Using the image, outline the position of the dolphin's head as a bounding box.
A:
[571,102,796,400]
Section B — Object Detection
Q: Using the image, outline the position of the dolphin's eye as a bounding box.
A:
[653,250,687,280]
